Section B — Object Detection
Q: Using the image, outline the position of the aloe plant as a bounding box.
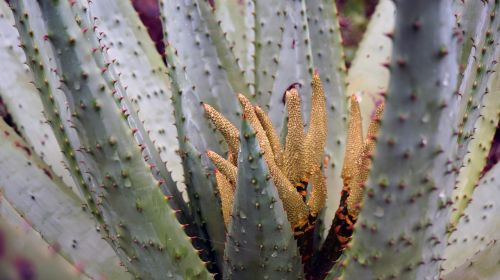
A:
[0,0,498,279]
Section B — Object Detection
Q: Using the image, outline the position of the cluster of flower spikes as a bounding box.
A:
[203,72,328,233]
[308,96,385,276]
[326,95,385,256]
[203,72,385,238]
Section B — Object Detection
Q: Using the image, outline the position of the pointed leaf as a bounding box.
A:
[443,241,500,280]
[0,0,77,194]
[10,1,212,278]
[346,0,394,132]
[443,162,500,275]
[0,200,91,280]
[214,0,252,76]
[451,62,500,225]
[248,0,287,106]
[182,141,226,270]
[89,0,185,190]
[342,1,460,278]
[268,0,314,128]
[0,119,128,279]
[456,1,500,158]
[224,119,303,279]
[160,0,244,129]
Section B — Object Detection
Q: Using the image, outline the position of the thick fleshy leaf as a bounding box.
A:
[451,2,500,224]
[0,0,77,193]
[182,141,226,271]
[10,1,212,278]
[456,2,499,159]
[452,0,494,84]
[88,0,185,190]
[342,1,460,278]
[0,200,90,280]
[268,0,314,128]
[246,0,287,106]
[443,162,500,276]
[214,0,252,78]
[160,0,244,132]
[346,0,394,132]
[0,118,129,279]
[224,120,303,279]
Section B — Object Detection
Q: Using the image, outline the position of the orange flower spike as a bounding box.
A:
[347,102,385,217]
[267,163,310,229]
[304,72,327,176]
[239,94,309,229]
[283,89,306,186]
[307,166,327,218]
[237,94,275,163]
[341,95,364,190]
[214,170,235,227]
[255,105,284,168]
[203,103,240,165]
[207,150,237,186]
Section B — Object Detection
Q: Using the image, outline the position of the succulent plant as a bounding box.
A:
[0,0,498,279]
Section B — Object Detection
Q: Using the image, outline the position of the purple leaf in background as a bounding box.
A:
[131,0,165,56]
[12,257,36,280]
[484,121,500,175]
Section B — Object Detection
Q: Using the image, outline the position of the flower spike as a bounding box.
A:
[206,75,329,231]
[207,150,237,186]
[283,89,306,187]
[238,94,275,163]
[214,170,234,227]
[347,102,385,217]
[203,103,240,165]
[307,166,327,218]
[341,95,364,190]
[255,105,284,168]
[240,95,309,228]
[304,72,327,177]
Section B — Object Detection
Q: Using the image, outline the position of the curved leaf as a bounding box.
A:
[443,162,500,276]
[0,118,129,280]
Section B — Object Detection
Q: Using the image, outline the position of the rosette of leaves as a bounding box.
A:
[0,0,498,279]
